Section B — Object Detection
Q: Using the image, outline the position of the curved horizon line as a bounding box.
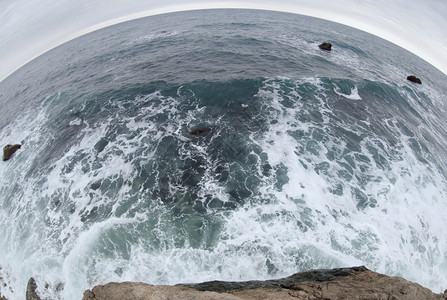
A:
[2,4,446,81]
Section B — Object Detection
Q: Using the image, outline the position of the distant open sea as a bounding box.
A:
[1,9,447,299]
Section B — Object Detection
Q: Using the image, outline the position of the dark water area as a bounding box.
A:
[1,9,447,299]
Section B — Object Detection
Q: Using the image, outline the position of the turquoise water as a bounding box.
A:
[1,9,447,299]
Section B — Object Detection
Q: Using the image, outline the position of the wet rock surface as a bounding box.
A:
[318,42,332,51]
[2,144,21,161]
[26,277,40,300]
[407,75,422,84]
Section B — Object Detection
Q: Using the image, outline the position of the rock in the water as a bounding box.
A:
[407,75,422,84]
[3,144,21,161]
[26,277,41,300]
[0,289,7,300]
[318,42,332,51]
[189,127,211,136]
[82,266,445,300]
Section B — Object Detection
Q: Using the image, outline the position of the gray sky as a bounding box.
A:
[1,0,446,82]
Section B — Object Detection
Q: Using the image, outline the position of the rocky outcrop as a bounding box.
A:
[83,283,240,300]
[407,75,422,84]
[26,277,40,300]
[2,144,21,161]
[318,42,332,51]
[82,266,446,300]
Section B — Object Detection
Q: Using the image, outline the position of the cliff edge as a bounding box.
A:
[82,266,447,300]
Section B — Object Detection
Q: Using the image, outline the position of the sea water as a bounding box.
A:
[0,9,446,299]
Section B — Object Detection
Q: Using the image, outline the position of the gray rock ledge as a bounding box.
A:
[82,266,447,300]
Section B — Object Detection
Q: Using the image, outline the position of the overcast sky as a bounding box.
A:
[1,0,446,82]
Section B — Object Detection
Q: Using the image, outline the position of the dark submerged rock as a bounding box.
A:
[318,42,332,51]
[407,75,422,84]
[2,144,21,161]
[189,127,211,136]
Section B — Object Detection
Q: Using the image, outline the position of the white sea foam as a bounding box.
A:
[69,117,83,126]
[334,85,362,100]
[125,31,179,46]
[0,102,57,299]
[60,217,136,300]
[1,76,447,299]
[250,77,447,292]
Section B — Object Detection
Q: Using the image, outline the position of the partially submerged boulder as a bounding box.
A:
[318,42,332,51]
[189,127,211,136]
[25,277,63,300]
[3,144,21,161]
[26,277,41,300]
[407,75,422,84]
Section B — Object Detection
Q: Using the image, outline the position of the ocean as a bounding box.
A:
[0,9,446,299]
